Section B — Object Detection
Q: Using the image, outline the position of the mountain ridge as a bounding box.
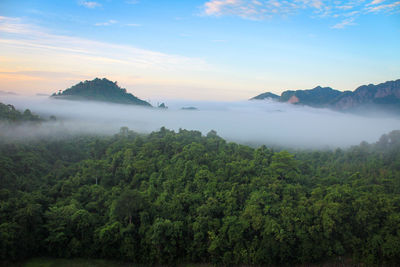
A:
[252,79,400,113]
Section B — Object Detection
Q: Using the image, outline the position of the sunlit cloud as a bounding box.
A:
[0,70,89,80]
[203,0,400,28]
[0,17,209,72]
[368,0,386,5]
[0,16,251,100]
[367,1,400,12]
[203,0,329,19]
[78,1,102,9]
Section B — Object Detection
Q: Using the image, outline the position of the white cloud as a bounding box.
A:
[79,1,102,9]
[0,17,209,71]
[0,16,219,99]
[95,19,117,26]
[368,0,386,5]
[202,0,400,27]
[331,17,356,29]
[0,16,39,35]
[204,0,239,16]
[125,0,139,4]
[367,1,400,11]
[203,0,329,19]
[126,23,141,27]
[336,5,354,10]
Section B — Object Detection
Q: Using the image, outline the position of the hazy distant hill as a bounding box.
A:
[0,90,18,95]
[251,92,279,100]
[252,85,345,107]
[279,86,343,107]
[252,79,400,113]
[51,78,151,107]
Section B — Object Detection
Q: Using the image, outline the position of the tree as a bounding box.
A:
[112,189,147,225]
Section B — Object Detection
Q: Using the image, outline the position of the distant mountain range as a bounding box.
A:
[251,79,400,113]
[51,78,151,107]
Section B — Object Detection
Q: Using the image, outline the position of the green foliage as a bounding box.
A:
[1,127,400,265]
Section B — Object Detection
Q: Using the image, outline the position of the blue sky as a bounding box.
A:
[0,0,399,100]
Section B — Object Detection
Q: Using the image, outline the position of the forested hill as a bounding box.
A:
[51,78,151,106]
[251,92,280,101]
[0,102,43,123]
[252,79,400,113]
[1,126,400,265]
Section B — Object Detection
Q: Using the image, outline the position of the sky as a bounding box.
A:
[0,0,399,101]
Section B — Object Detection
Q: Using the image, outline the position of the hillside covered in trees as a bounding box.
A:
[51,78,151,107]
[1,125,400,265]
[0,102,43,123]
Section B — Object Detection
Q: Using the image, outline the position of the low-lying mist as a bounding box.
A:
[1,95,399,149]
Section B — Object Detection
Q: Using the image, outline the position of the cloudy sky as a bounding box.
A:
[0,0,399,100]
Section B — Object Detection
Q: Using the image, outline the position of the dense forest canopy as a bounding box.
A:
[1,118,400,265]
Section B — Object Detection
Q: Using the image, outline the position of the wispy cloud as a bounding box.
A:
[0,70,90,79]
[367,1,400,12]
[0,16,209,71]
[336,5,354,10]
[203,0,328,20]
[0,16,54,36]
[0,16,213,97]
[125,0,139,4]
[203,0,400,28]
[368,0,386,5]
[126,23,141,27]
[95,19,117,26]
[331,17,356,29]
[79,1,102,9]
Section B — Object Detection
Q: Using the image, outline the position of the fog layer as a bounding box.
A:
[2,96,399,148]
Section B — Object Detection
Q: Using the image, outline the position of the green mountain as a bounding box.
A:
[250,92,279,100]
[279,86,343,107]
[51,78,151,106]
[252,79,400,113]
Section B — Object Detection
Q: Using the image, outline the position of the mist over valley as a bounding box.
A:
[2,92,399,149]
